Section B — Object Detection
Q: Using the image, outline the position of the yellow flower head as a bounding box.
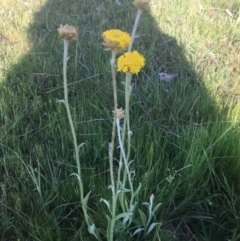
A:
[117,51,145,74]
[133,0,151,10]
[102,29,131,53]
[58,24,77,41]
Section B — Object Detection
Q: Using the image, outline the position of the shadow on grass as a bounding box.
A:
[0,0,240,240]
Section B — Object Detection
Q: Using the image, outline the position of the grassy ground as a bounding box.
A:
[0,0,240,240]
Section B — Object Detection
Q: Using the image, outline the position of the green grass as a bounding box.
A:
[0,0,240,240]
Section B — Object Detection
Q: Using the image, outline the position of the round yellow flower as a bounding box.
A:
[117,51,145,74]
[102,29,131,53]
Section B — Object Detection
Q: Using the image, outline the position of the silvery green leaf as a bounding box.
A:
[119,196,125,212]
[119,160,123,168]
[88,224,102,240]
[56,99,65,104]
[133,228,144,236]
[100,198,111,211]
[138,209,147,226]
[115,213,133,221]
[142,202,149,208]
[134,183,142,197]
[146,222,157,235]
[153,203,162,214]
[98,228,106,236]
[70,173,80,181]
[106,215,112,241]
[78,142,86,151]
[128,159,135,166]
[124,204,135,224]
[117,189,121,195]
[122,188,131,192]
[129,203,135,212]
[124,199,129,210]
[117,187,131,194]
[88,224,96,234]
[118,181,123,187]
[122,215,130,224]
[82,191,91,207]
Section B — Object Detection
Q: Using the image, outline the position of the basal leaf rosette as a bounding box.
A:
[58,24,77,41]
[133,0,151,10]
[102,29,131,53]
[117,51,145,74]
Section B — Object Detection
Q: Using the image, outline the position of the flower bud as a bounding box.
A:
[113,108,125,119]
[133,0,151,10]
[58,24,77,41]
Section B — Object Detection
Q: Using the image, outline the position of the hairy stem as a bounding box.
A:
[108,50,118,241]
[128,9,143,52]
[122,73,134,204]
[63,39,90,228]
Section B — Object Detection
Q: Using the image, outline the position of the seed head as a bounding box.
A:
[133,0,151,10]
[58,24,77,41]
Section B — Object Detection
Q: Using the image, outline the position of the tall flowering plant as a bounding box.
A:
[58,1,161,240]
[101,28,147,240]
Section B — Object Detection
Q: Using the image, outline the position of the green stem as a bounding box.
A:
[128,9,143,52]
[122,73,134,204]
[116,114,134,205]
[108,50,118,241]
[62,40,90,227]
[120,7,143,195]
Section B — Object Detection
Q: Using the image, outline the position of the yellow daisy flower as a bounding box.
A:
[102,29,131,53]
[117,51,145,74]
